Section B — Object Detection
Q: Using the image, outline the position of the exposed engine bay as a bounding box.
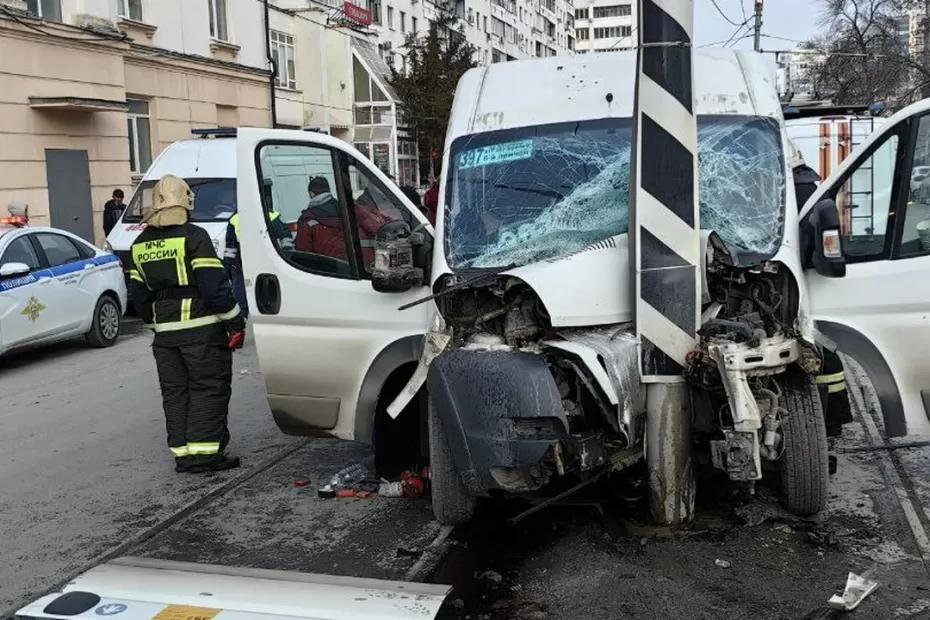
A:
[687,236,820,482]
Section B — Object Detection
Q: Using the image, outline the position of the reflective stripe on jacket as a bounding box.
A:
[127,223,240,333]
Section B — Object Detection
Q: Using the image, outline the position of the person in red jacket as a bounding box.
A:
[295,176,392,270]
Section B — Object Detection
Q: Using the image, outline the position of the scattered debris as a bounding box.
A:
[239,369,250,375]
[808,530,839,548]
[475,569,503,585]
[396,546,422,558]
[379,481,405,497]
[293,479,310,488]
[773,523,793,534]
[827,572,879,611]
[714,559,731,569]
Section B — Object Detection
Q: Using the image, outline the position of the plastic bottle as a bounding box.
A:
[328,462,369,490]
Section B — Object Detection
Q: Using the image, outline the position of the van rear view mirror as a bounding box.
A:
[801,198,846,278]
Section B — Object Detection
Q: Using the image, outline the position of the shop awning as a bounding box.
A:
[351,39,399,102]
[29,97,130,112]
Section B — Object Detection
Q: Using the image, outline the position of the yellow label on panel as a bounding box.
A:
[151,605,221,620]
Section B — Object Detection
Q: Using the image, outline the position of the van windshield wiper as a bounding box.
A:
[397,263,518,311]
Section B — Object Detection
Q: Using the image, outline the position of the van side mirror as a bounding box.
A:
[801,199,846,278]
[0,262,30,278]
[371,221,430,292]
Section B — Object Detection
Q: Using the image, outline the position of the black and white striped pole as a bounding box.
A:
[630,0,699,524]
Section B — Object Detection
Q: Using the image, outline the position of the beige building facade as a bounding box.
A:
[0,1,272,246]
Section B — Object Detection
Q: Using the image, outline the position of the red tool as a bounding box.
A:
[228,330,245,350]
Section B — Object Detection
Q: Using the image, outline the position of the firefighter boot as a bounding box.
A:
[186,454,241,473]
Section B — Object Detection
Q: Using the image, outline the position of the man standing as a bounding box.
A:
[103,189,126,237]
[127,175,245,473]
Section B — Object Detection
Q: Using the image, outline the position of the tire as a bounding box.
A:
[428,398,477,525]
[779,371,829,515]
[85,295,121,348]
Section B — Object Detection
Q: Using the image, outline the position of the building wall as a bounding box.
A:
[0,17,130,237]
[573,0,636,54]
[0,1,272,245]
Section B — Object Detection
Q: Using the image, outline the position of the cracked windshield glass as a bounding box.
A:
[445,116,786,268]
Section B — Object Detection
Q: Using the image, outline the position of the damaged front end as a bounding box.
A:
[422,276,644,496]
[687,235,820,483]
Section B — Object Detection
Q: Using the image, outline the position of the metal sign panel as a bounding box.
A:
[631,0,700,381]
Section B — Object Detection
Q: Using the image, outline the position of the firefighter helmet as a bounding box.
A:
[152,174,193,211]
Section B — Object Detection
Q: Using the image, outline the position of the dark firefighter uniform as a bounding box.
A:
[789,141,852,436]
[128,175,245,473]
[223,210,291,318]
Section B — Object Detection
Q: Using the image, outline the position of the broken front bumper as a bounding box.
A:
[428,349,608,495]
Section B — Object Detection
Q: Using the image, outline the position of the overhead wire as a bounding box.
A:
[709,0,743,26]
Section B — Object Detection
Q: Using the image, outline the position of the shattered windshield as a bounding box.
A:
[445,116,785,269]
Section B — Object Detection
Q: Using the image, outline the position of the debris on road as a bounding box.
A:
[827,572,879,611]
[714,559,731,569]
[293,479,311,488]
[807,530,839,548]
[475,569,503,586]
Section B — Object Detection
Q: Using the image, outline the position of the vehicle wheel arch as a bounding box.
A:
[354,335,424,447]
[816,320,906,437]
[100,289,122,312]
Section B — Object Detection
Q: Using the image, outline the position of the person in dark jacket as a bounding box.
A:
[127,175,245,473]
[224,208,292,318]
[103,189,125,237]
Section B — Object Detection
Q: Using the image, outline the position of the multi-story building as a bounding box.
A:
[365,0,576,67]
[0,0,272,244]
[572,0,635,54]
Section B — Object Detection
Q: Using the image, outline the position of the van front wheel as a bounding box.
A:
[428,398,476,525]
[779,371,829,516]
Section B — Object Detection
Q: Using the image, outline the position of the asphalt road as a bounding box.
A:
[3,323,930,619]
[0,323,296,613]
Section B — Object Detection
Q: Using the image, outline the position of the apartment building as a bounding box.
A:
[364,0,576,67]
[572,0,635,54]
[0,0,272,244]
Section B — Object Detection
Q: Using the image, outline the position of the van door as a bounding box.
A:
[805,112,930,437]
[235,128,432,440]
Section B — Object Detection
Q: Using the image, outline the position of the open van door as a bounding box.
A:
[235,128,432,441]
[802,101,930,438]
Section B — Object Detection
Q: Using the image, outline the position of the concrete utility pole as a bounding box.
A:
[631,0,699,525]
[753,0,763,52]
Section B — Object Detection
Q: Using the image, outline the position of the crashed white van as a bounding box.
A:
[235,48,841,525]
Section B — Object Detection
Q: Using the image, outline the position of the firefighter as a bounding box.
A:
[224,208,292,319]
[789,140,852,437]
[127,175,246,473]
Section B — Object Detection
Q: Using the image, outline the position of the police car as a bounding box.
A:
[0,214,127,356]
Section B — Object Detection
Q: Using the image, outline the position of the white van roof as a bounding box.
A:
[144,137,236,181]
[447,48,781,142]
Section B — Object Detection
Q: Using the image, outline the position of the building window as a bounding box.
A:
[483,15,488,32]
[208,0,229,41]
[592,4,632,18]
[411,15,417,33]
[400,10,406,32]
[127,100,152,175]
[575,27,589,40]
[594,25,630,38]
[491,16,505,39]
[574,7,588,19]
[387,5,394,29]
[370,0,382,25]
[271,31,297,90]
[25,0,61,20]
[117,0,143,21]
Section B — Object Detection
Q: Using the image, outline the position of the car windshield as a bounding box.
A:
[445,115,786,269]
[123,178,237,223]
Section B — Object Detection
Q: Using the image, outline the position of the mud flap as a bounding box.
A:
[15,557,451,620]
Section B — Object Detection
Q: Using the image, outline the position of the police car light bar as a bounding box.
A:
[191,127,238,138]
